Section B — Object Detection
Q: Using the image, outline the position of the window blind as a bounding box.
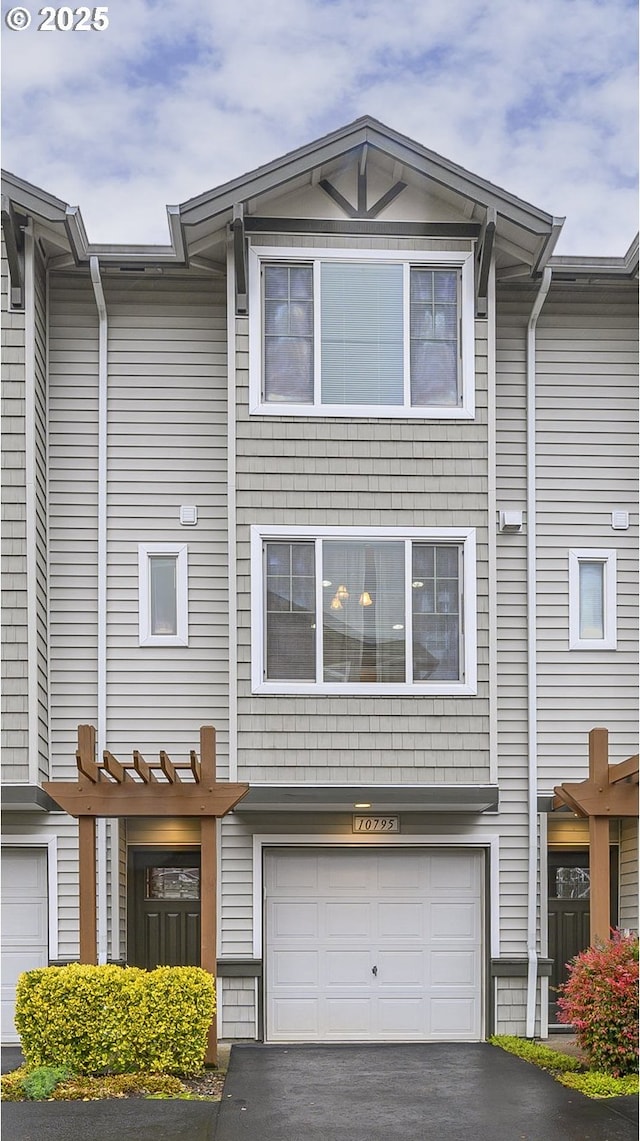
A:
[321,262,404,405]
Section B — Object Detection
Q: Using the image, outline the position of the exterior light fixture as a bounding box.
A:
[354,802,371,809]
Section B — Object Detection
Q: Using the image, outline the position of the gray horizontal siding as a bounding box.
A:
[1,245,29,783]
[535,286,638,785]
[235,238,490,786]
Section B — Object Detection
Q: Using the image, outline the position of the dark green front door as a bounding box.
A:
[128,849,201,970]
[547,848,618,1025]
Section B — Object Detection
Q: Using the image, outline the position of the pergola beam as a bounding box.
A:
[43,725,249,1069]
[553,728,639,945]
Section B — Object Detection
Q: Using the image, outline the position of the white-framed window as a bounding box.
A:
[248,247,475,418]
[250,526,477,695]
[568,549,617,650]
[138,543,188,646]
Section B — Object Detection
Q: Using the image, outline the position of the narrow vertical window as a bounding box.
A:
[410,268,460,406]
[264,541,316,679]
[139,544,188,646]
[263,264,313,403]
[569,550,617,649]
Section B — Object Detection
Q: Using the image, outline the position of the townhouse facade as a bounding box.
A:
[1,118,638,1046]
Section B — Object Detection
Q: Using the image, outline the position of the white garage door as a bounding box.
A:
[1,847,49,1044]
[265,847,483,1043]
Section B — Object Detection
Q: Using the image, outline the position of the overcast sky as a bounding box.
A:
[1,0,637,254]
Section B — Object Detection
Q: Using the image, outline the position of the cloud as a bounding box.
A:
[1,0,637,253]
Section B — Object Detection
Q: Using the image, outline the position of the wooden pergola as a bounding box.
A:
[43,724,249,1065]
[553,728,639,944]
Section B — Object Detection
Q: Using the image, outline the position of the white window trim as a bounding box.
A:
[248,246,475,419]
[250,525,477,695]
[568,548,617,650]
[138,543,188,647]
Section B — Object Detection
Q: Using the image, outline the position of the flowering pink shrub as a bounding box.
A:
[557,931,639,1076]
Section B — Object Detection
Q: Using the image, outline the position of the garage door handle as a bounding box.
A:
[372,965,377,976]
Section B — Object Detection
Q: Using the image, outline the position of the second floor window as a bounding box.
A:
[251,527,477,695]
[250,248,475,418]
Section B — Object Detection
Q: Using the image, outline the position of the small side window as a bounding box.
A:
[569,549,617,650]
[139,544,188,646]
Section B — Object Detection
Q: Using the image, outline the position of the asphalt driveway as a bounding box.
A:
[214,1043,638,1141]
[2,1042,637,1141]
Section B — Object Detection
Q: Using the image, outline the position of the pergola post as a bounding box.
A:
[78,815,97,963]
[588,728,611,943]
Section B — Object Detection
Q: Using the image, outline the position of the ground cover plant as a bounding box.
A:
[490,1036,639,1100]
[1,1067,226,1102]
[556,931,639,1077]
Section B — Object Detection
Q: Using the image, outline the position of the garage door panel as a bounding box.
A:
[325,901,370,938]
[431,950,477,986]
[430,854,479,893]
[325,999,371,1035]
[270,901,319,938]
[376,950,426,985]
[431,997,479,1036]
[378,997,425,1035]
[377,901,424,939]
[430,901,478,940]
[268,854,318,892]
[325,950,371,985]
[2,902,48,944]
[272,950,319,985]
[265,848,483,1043]
[271,999,318,1036]
[376,853,425,891]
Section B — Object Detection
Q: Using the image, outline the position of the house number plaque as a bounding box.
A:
[352,815,399,833]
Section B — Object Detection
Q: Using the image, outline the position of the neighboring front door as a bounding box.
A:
[128,849,201,970]
[547,848,618,1025]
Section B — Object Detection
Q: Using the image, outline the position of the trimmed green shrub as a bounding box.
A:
[489,1036,582,1073]
[21,1065,73,1100]
[557,1071,639,1099]
[557,932,639,1077]
[15,964,215,1075]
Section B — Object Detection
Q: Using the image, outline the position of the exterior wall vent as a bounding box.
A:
[499,510,523,533]
[611,510,629,530]
[179,505,198,526]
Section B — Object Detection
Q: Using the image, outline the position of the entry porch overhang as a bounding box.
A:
[235,784,499,814]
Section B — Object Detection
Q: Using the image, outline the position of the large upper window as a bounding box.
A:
[251,527,477,695]
[249,248,475,418]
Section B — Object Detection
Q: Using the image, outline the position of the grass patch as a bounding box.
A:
[490,1036,638,1099]
[1,1068,224,1102]
[489,1035,581,1073]
[557,1071,639,1099]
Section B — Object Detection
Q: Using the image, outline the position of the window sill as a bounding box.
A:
[249,402,475,420]
[252,681,477,697]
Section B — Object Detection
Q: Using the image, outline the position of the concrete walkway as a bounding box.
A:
[214,1043,638,1141]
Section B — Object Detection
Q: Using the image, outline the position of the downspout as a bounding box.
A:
[525,266,552,1037]
[89,256,109,965]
